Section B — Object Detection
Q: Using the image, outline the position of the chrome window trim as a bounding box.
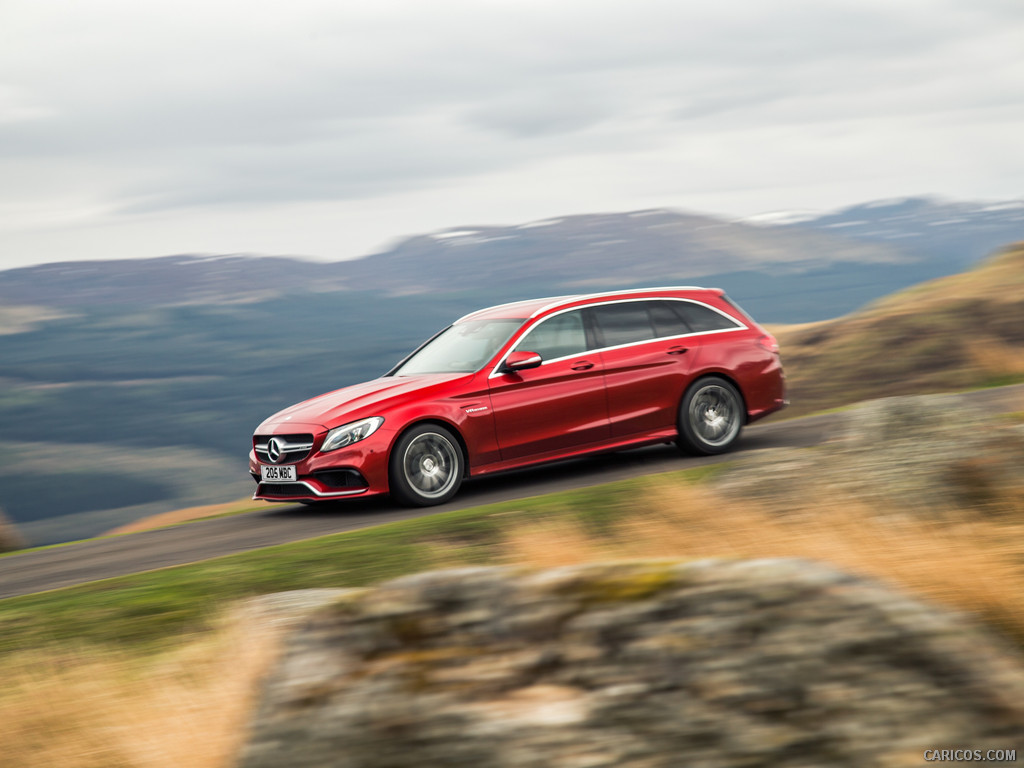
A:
[455,286,712,324]
[527,286,710,320]
[487,297,748,379]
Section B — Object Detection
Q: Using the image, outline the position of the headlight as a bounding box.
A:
[320,417,384,453]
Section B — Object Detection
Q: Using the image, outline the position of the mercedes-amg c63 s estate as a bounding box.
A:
[250,288,786,507]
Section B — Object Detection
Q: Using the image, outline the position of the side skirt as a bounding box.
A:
[469,428,679,477]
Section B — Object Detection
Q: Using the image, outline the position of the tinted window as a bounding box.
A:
[649,301,691,338]
[593,303,656,347]
[675,302,742,333]
[516,310,588,360]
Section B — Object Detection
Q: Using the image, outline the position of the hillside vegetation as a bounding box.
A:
[777,243,1024,416]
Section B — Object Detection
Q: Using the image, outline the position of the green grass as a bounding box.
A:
[0,467,718,656]
[978,373,1024,390]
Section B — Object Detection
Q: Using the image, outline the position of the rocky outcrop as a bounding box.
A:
[720,394,1024,517]
[239,560,1024,768]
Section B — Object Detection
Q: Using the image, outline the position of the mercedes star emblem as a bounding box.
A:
[267,437,284,463]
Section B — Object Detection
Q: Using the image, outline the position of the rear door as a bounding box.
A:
[488,309,610,460]
[591,300,703,438]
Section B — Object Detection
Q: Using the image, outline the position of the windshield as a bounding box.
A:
[391,318,524,375]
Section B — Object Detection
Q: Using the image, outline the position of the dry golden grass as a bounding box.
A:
[969,336,1024,379]
[503,481,1024,643]
[103,498,262,537]
[0,612,282,768]
[854,243,1024,321]
[771,244,1024,416]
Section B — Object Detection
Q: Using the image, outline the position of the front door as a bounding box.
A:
[488,309,609,460]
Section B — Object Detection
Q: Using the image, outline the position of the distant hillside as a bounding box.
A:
[776,242,1024,416]
[3,197,1021,323]
[342,209,910,297]
[772,197,1024,271]
[0,254,349,307]
[0,292,471,546]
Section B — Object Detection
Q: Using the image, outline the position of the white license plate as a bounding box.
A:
[261,465,297,482]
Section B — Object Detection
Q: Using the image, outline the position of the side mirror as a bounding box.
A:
[502,350,543,373]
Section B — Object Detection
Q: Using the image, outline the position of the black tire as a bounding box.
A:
[389,424,464,506]
[678,376,744,455]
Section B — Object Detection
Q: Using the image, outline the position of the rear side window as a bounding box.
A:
[649,301,691,338]
[674,301,742,333]
[592,303,656,347]
[516,310,588,360]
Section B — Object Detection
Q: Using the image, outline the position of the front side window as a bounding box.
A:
[516,310,588,361]
[393,318,523,375]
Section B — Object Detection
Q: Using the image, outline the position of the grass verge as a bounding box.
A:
[0,466,720,655]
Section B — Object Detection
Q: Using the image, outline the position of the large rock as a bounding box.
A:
[239,560,1024,767]
[719,394,1024,517]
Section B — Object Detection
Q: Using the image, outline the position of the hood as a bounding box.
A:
[257,374,465,432]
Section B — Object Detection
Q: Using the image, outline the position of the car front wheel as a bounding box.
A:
[678,376,744,455]
[389,424,464,506]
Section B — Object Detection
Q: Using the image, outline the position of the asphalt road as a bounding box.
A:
[2,385,1020,600]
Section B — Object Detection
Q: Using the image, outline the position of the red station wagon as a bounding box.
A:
[249,288,786,506]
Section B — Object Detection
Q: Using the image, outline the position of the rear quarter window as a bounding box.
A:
[674,301,742,333]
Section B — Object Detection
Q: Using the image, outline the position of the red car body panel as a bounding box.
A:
[488,355,610,460]
[598,338,703,438]
[249,287,786,504]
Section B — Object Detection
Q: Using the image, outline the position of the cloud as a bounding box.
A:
[1,0,1023,267]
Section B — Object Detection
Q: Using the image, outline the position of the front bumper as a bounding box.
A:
[249,428,394,503]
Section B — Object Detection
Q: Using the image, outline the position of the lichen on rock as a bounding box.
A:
[239,559,1024,768]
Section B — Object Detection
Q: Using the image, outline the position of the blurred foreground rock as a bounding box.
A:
[239,560,1024,768]
[720,394,1024,516]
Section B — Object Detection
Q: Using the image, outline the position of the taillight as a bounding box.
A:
[758,334,780,354]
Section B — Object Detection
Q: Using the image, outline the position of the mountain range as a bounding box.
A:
[3,196,1022,322]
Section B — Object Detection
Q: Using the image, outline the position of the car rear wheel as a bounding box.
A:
[389,424,464,506]
[678,376,744,455]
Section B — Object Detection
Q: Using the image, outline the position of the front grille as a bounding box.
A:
[258,483,310,497]
[254,433,314,464]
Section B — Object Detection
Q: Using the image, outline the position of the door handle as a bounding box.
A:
[667,346,689,355]
[571,361,595,371]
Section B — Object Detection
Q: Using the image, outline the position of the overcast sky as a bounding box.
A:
[1,0,1022,270]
